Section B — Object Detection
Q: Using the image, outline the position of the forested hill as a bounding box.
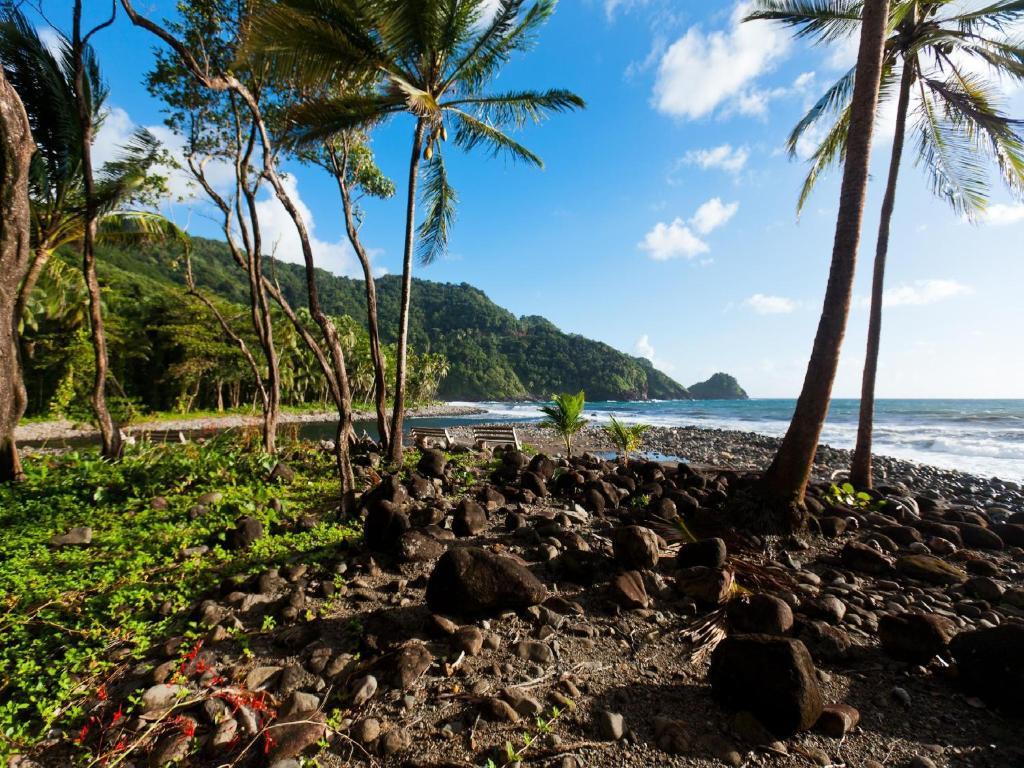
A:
[101,237,692,401]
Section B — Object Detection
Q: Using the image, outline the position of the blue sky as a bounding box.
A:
[50,0,1024,398]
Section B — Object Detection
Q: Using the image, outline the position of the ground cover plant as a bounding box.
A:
[0,433,361,757]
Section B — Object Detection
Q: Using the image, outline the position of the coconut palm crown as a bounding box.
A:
[243,0,584,261]
[748,0,1024,216]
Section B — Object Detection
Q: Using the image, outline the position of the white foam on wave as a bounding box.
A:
[458,400,1024,480]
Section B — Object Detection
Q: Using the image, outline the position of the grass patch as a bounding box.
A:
[0,435,361,758]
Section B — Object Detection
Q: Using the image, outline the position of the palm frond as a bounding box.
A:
[416,149,458,265]
[744,0,863,43]
[787,65,857,158]
[96,211,189,246]
[953,0,1024,33]
[284,94,406,146]
[447,108,542,165]
[444,88,585,129]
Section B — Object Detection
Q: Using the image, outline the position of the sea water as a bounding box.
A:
[443,399,1024,482]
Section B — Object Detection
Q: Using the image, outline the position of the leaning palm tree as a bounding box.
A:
[742,0,891,527]
[750,0,1024,489]
[602,416,650,463]
[0,8,178,459]
[540,391,588,457]
[242,0,585,463]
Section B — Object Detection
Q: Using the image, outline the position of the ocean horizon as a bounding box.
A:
[441,398,1024,482]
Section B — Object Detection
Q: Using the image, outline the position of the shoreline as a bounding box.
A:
[13,403,487,445]
[14,403,1022,490]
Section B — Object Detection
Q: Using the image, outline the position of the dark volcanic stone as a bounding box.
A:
[417,448,447,479]
[674,566,734,605]
[990,522,1024,547]
[840,542,892,574]
[727,593,794,635]
[426,547,547,615]
[521,471,548,497]
[453,499,488,537]
[953,522,1004,551]
[266,711,326,762]
[950,625,1024,713]
[709,635,823,738]
[364,501,410,552]
[878,612,957,663]
[396,530,446,563]
[228,516,263,549]
[551,550,614,586]
[612,526,660,570]
[896,554,967,585]
[676,538,727,569]
[609,570,649,609]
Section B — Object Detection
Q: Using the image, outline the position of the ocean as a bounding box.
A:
[437,399,1024,482]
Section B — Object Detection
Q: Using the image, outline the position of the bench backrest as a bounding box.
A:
[410,427,453,447]
[472,425,521,449]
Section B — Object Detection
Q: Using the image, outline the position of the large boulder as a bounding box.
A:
[612,526,660,570]
[417,448,447,479]
[878,612,957,664]
[726,593,793,636]
[675,538,727,570]
[453,499,488,537]
[895,554,967,585]
[364,501,410,552]
[840,542,892,575]
[426,547,547,615]
[674,566,734,605]
[709,635,823,738]
[950,625,1024,713]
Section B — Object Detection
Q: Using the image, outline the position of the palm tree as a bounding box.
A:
[540,391,588,457]
[242,0,585,463]
[745,0,891,526]
[602,416,650,463]
[0,64,34,483]
[0,8,178,462]
[751,0,1024,489]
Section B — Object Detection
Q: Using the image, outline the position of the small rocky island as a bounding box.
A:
[689,373,750,400]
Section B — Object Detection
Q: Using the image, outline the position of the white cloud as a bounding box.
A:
[744,293,796,314]
[793,71,816,91]
[982,203,1024,226]
[690,197,738,235]
[684,143,749,173]
[605,0,648,21]
[639,218,709,261]
[653,2,791,120]
[641,196,738,261]
[37,27,65,58]
[254,174,363,276]
[634,334,674,371]
[883,279,972,307]
[95,103,369,277]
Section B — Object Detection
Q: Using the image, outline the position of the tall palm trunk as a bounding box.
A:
[761,0,890,522]
[73,1,121,460]
[0,67,34,483]
[329,141,390,451]
[387,119,426,464]
[850,58,917,489]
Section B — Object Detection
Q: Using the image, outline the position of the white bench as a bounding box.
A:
[472,425,521,451]
[410,427,454,449]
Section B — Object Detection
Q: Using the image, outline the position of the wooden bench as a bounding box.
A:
[410,427,454,449]
[472,425,521,451]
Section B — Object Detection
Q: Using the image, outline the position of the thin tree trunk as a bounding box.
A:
[761,0,890,523]
[73,1,121,460]
[13,245,50,326]
[0,68,34,483]
[850,57,916,489]
[328,140,391,452]
[387,120,426,464]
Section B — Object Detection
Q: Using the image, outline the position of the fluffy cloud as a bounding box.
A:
[639,218,709,260]
[744,293,796,314]
[604,0,648,21]
[690,197,738,235]
[982,203,1024,226]
[640,196,739,260]
[95,103,369,277]
[653,2,791,120]
[683,143,749,173]
[883,279,972,307]
[634,334,674,371]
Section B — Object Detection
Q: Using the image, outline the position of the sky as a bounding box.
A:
[37,0,1024,398]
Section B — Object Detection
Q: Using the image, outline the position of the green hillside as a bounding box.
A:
[98,237,691,401]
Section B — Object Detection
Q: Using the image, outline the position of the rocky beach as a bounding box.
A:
[30,429,1024,768]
